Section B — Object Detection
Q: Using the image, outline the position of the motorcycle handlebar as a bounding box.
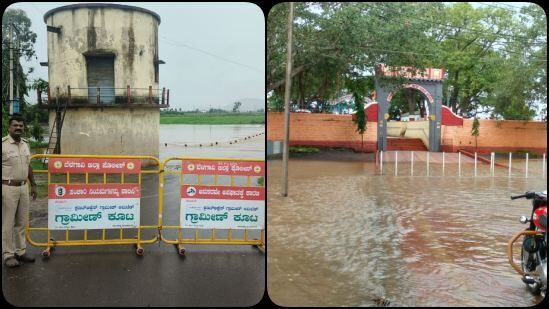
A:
[510,191,539,200]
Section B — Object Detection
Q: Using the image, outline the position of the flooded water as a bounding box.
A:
[267,157,547,307]
[159,124,265,160]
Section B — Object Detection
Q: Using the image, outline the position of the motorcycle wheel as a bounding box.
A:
[521,246,542,295]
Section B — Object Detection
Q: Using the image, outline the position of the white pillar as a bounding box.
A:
[474,152,477,177]
[411,151,414,176]
[543,153,546,179]
[395,151,398,176]
[508,152,512,178]
[458,152,461,177]
[525,153,529,178]
[380,151,383,175]
[490,152,494,177]
[427,152,430,176]
[442,152,445,176]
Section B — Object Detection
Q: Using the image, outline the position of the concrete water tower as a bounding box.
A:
[39,3,168,163]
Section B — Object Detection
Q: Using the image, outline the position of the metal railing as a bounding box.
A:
[38,85,170,107]
[28,154,162,256]
[377,150,547,178]
[159,157,265,255]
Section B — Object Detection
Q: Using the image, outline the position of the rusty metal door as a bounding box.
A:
[86,56,115,104]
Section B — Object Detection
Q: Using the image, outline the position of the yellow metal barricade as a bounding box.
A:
[159,157,265,255]
[28,154,161,256]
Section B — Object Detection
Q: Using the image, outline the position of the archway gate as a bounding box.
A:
[374,64,444,152]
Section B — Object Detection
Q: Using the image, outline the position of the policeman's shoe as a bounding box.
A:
[15,253,35,263]
[4,257,21,268]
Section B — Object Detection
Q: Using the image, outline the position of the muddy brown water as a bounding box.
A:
[267,157,546,307]
[159,124,265,161]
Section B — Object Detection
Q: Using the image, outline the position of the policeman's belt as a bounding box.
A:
[2,180,27,186]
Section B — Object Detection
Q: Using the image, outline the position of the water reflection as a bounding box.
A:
[267,159,546,306]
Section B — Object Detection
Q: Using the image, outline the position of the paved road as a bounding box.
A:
[2,173,265,306]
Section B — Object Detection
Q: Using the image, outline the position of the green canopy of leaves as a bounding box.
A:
[2,9,37,113]
[267,2,546,120]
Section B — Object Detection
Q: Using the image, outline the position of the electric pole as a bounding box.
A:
[281,2,294,197]
[9,21,14,115]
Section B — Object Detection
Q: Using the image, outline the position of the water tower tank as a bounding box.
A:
[41,3,168,164]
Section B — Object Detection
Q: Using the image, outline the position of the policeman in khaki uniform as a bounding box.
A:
[2,113,38,267]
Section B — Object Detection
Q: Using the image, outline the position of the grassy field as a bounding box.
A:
[160,112,265,125]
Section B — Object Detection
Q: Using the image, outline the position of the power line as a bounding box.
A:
[443,37,547,61]
[475,2,530,16]
[362,47,438,57]
[159,35,263,74]
[356,2,548,60]
[492,2,526,10]
[348,45,546,63]
[292,15,547,64]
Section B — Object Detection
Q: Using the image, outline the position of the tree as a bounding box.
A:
[268,3,443,114]
[30,78,48,93]
[267,92,284,111]
[353,92,366,151]
[27,78,49,123]
[267,3,546,120]
[2,9,37,115]
[471,117,480,150]
[347,78,369,151]
[232,101,242,113]
[30,115,43,142]
[437,3,545,119]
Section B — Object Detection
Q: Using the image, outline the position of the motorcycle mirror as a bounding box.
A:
[519,216,529,224]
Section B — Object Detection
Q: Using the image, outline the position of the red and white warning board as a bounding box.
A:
[180,185,265,229]
[48,184,141,230]
[48,158,141,174]
[181,160,265,176]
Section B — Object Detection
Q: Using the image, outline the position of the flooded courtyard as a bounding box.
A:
[267,155,546,306]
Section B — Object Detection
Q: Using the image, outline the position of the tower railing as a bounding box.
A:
[38,85,170,108]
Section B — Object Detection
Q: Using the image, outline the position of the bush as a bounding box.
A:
[289,146,320,153]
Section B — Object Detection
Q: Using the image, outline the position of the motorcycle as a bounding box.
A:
[508,191,547,297]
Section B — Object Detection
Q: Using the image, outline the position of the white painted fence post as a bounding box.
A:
[411,151,414,176]
[442,152,445,176]
[395,151,398,176]
[474,152,477,177]
[509,152,512,178]
[458,152,461,177]
[543,153,546,179]
[380,151,383,175]
[490,152,494,177]
[427,152,430,177]
[525,153,529,178]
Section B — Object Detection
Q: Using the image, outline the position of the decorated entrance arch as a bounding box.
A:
[374,64,444,151]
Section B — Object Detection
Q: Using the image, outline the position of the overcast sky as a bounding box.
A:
[6,2,265,111]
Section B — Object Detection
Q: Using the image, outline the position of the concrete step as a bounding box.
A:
[387,138,427,151]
